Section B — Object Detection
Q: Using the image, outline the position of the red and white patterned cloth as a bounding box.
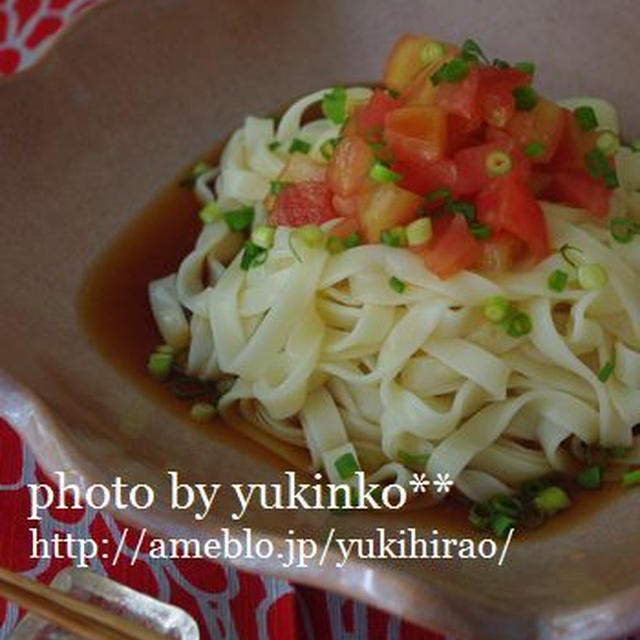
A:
[1,3,639,639]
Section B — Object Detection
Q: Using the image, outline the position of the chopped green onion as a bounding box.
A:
[425,187,452,203]
[430,57,470,85]
[469,222,491,239]
[370,161,402,183]
[449,200,476,222]
[512,86,537,111]
[622,469,640,487]
[179,161,212,188]
[251,225,275,249]
[585,148,619,189]
[524,141,546,158]
[574,106,598,132]
[483,296,511,323]
[297,225,325,248]
[388,276,406,294]
[420,41,446,65]
[342,231,361,249]
[492,58,510,69]
[240,241,266,270]
[320,138,339,160]
[596,130,620,155]
[506,312,533,338]
[406,217,433,246]
[610,217,639,244]
[326,236,345,255]
[520,478,549,501]
[485,150,513,176]
[199,201,221,224]
[461,38,488,63]
[269,180,288,195]
[547,269,569,292]
[387,88,401,98]
[514,61,535,75]
[381,227,407,247]
[533,486,571,515]
[597,361,615,383]
[321,86,348,124]
[577,263,608,290]
[334,452,360,480]
[577,466,602,489]
[489,494,523,519]
[289,138,311,154]
[190,402,217,423]
[147,352,173,380]
[223,206,254,232]
[469,502,493,529]
[268,140,280,152]
[491,513,515,538]
[558,243,583,268]
[397,449,430,471]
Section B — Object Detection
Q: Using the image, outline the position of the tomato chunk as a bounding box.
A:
[505,98,566,163]
[270,182,336,227]
[393,158,458,197]
[419,214,482,279]
[546,169,611,217]
[328,136,374,197]
[454,139,531,196]
[355,89,404,137]
[435,67,480,121]
[549,109,598,170]
[383,35,453,91]
[476,174,549,262]
[384,105,447,165]
[357,183,423,243]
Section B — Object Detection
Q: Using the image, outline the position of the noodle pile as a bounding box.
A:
[149,87,640,504]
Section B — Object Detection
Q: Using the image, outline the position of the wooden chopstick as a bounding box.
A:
[0,566,170,640]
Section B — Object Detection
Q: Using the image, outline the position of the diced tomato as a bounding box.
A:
[435,67,480,122]
[401,66,439,106]
[454,139,531,196]
[393,157,458,197]
[384,105,447,165]
[545,169,611,217]
[446,114,485,154]
[357,183,423,243]
[477,230,526,273]
[332,194,358,217]
[549,109,598,170]
[355,89,404,138]
[475,66,532,128]
[327,216,360,239]
[505,98,566,163]
[278,154,327,183]
[328,136,374,197]
[270,181,336,227]
[476,174,549,262]
[383,35,454,91]
[418,213,482,279]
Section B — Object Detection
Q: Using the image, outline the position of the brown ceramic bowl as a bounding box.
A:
[1,1,639,638]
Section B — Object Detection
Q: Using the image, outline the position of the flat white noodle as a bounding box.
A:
[149,90,640,505]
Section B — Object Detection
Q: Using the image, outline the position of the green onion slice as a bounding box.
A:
[420,41,446,65]
[533,486,571,515]
[147,352,173,380]
[610,218,639,243]
[512,86,537,111]
[240,241,266,270]
[547,269,569,292]
[485,151,513,177]
[506,312,533,338]
[483,296,511,324]
[223,206,255,232]
[577,263,608,290]
[289,138,311,154]
[388,276,406,294]
[430,57,470,85]
[597,361,615,382]
[558,243,583,268]
[469,222,491,239]
[370,161,402,183]
[514,61,535,75]
[334,452,360,480]
[622,469,640,487]
[461,38,488,63]
[321,86,348,124]
[524,141,546,158]
[577,466,601,489]
[574,105,598,131]
[491,513,516,538]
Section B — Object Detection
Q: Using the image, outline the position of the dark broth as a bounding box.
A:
[79,139,622,539]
